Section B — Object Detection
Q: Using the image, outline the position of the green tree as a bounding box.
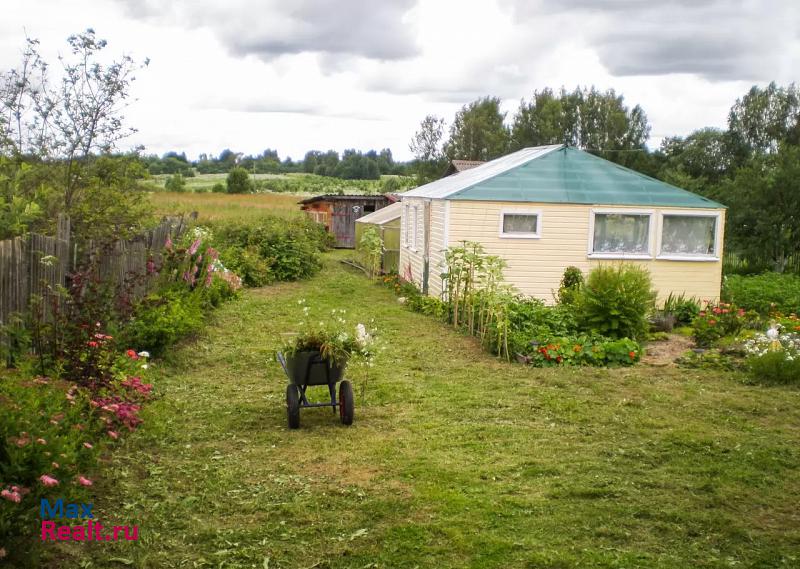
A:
[165,172,187,192]
[445,97,509,161]
[226,166,253,194]
[409,114,447,184]
[721,144,800,272]
[728,82,800,159]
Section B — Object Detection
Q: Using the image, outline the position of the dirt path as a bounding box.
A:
[642,334,694,367]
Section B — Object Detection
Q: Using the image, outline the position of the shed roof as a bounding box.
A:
[449,159,485,172]
[402,145,725,209]
[354,202,402,226]
[298,194,390,205]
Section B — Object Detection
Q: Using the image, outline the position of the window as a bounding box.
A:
[590,211,652,257]
[659,214,718,259]
[499,210,541,238]
[364,204,376,213]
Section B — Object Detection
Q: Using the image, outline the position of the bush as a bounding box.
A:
[691,302,757,348]
[165,172,187,192]
[663,292,700,325]
[557,266,584,305]
[723,273,800,315]
[576,265,656,341]
[122,288,205,356]
[210,216,331,284]
[747,351,800,384]
[226,167,254,194]
[212,182,226,193]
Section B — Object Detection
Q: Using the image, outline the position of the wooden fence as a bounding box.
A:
[0,215,193,328]
[722,251,800,275]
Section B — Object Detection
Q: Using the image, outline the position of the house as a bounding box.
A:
[399,144,726,303]
[354,202,402,274]
[443,159,485,177]
[299,194,393,248]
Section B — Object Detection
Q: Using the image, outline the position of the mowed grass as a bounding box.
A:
[149,191,305,222]
[55,253,800,568]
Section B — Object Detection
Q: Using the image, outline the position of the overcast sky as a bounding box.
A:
[1,0,797,161]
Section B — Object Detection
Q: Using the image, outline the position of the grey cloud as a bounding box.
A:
[507,0,797,81]
[114,0,418,61]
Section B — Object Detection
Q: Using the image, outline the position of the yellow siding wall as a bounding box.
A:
[428,200,447,296]
[446,201,725,304]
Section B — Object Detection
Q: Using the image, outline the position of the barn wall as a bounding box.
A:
[446,201,725,304]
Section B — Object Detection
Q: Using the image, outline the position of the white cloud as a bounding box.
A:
[1,0,797,161]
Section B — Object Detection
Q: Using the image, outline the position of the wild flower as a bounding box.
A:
[83,442,93,449]
[77,476,93,487]
[1,489,22,503]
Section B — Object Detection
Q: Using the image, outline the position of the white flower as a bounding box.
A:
[138,351,150,358]
[141,364,149,369]
[355,323,371,348]
[766,326,779,340]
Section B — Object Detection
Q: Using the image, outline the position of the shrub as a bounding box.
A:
[723,273,800,315]
[662,292,700,325]
[122,288,205,356]
[557,266,584,305]
[358,226,383,279]
[220,245,274,287]
[165,172,187,192]
[226,167,254,194]
[212,182,226,193]
[691,302,756,348]
[576,264,656,341]
[747,351,800,384]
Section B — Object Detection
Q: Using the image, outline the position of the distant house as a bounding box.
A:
[299,194,393,248]
[443,159,485,177]
[400,145,726,303]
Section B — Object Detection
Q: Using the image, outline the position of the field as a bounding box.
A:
[149,191,306,222]
[54,252,800,568]
[148,172,412,196]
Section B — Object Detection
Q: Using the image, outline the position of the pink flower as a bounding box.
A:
[39,475,59,487]
[77,476,93,487]
[36,438,47,445]
[1,489,21,503]
[126,349,139,360]
[0,547,7,558]
[107,430,119,440]
[187,238,201,256]
[83,442,93,449]
[165,235,173,250]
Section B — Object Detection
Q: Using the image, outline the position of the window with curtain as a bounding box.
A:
[592,213,650,255]
[501,213,539,236]
[660,215,717,257]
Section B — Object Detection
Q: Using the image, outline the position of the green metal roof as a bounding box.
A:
[406,146,725,209]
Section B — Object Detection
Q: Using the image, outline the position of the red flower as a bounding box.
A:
[708,319,716,326]
[126,349,139,360]
[556,356,563,363]
[87,341,98,348]
[628,351,636,359]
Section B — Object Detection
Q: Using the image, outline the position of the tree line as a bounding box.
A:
[144,147,410,180]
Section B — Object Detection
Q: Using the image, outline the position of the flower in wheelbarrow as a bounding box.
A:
[355,323,371,348]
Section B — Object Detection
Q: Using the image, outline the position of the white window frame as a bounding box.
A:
[587,208,655,260]
[498,208,542,239]
[656,210,721,262]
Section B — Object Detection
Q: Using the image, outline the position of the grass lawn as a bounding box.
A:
[54,253,800,568]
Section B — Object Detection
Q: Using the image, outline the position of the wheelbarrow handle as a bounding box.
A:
[276,351,289,376]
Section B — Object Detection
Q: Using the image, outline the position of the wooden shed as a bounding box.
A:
[400,145,727,303]
[299,194,392,248]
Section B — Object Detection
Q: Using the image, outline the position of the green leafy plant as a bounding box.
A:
[557,266,584,305]
[280,301,376,366]
[576,264,656,341]
[692,302,756,348]
[662,292,701,325]
[723,273,800,315]
[358,226,383,279]
[165,172,187,192]
[226,167,254,194]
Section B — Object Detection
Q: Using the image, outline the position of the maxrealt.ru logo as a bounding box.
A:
[40,499,138,542]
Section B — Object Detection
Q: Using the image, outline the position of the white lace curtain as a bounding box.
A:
[503,214,538,234]
[592,214,649,254]
[661,215,716,255]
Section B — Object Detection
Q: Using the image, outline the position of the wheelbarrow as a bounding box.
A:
[277,350,354,429]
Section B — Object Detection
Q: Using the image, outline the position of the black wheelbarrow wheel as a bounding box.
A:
[286,384,300,429]
[339,380,354,426]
